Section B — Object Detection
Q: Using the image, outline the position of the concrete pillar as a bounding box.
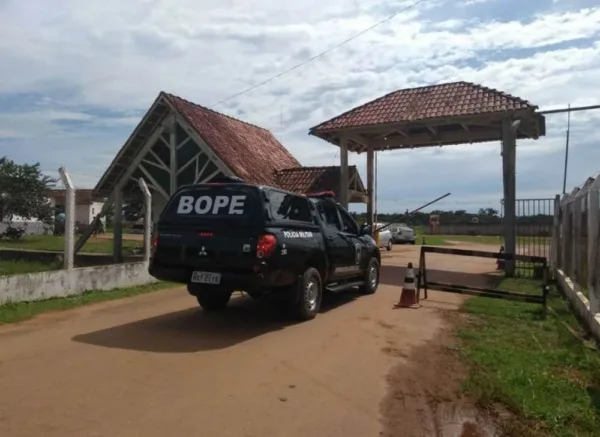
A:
[58,167,74,270]
[138,178,153,262]
[339,134,349,209]
[113,188,123,263]
[366,145,374,228]
[501,118,517,276]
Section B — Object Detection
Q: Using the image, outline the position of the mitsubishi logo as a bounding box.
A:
[198,246,208,256]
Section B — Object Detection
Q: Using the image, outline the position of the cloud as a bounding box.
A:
[0,0,599,212]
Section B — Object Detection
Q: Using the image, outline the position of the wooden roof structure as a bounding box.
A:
[94,92,366,202]
[95,92,300,197]
[309,81,546,152]
[309,81,547,277]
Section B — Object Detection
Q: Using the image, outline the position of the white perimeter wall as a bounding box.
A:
[0,261,157,304]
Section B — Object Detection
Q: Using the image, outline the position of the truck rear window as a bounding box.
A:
[163,185,259,220]
[267,190,313,223]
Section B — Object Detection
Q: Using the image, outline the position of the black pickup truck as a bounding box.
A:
[149,177,381,321]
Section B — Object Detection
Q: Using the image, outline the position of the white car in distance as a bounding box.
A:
[374,222,393,251]
[389,223,417,245]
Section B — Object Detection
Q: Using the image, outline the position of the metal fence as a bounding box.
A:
[553,173,600,314]
[501,197,555,278]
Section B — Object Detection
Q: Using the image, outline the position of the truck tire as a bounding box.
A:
[292,267,323,321]
[386,240,393,251]
[359,257,380,295]
[194,288,232,312]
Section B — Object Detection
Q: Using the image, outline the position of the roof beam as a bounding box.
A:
[345,132,370,147]
[138,163,170,200]
[371,128,502,149]
[94,94,169,194]
[173,114,236,178]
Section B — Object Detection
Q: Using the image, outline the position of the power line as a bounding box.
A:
[211,0,429,108]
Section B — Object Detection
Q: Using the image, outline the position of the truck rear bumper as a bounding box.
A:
[149,262,295,292]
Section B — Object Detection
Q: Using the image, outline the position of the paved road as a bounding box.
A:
[0,275,466,437]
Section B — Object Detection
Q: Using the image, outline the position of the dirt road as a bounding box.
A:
[0,281,477,436]
[0,241,506,437]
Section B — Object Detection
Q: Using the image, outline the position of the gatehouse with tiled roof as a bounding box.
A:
[309,81,546,277]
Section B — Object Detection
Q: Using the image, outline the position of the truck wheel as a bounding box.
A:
[194,288,232,312]
[359,258,380,295]
[386,240,393,251]
[292,267,323,321]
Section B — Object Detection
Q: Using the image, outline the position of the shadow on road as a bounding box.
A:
[72,291,361,354]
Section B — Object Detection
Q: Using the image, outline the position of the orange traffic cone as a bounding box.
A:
[394,262,421,309]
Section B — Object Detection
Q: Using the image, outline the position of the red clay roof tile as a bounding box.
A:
[310,81,537,133]
[163,93,300,186]
[276,165,364,195]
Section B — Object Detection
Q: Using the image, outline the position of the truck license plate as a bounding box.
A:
[191,271,221,285]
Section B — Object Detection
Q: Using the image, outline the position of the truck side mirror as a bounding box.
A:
[360,224,372,236]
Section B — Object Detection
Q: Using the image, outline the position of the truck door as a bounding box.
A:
[336,206,365,276]
[316,201,360,279]
[315,201,351,279]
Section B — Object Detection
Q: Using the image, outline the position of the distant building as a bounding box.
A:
[48,189,106,225]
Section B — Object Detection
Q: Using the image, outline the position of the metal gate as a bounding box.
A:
[417,246,549,314]
[501,198,555,278]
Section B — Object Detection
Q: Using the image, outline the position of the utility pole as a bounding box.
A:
[562,104,571,194]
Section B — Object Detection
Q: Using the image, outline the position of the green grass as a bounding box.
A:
[0,281,178,324]
[412,224,552,248]
[441,234,505,245]
[458,278,600,436]
[413,228,452,246]
[444,234,551,247]
[0,260,61,276]
[416,234,452,246]
[0,234,141,254]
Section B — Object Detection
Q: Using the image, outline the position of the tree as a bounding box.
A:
[0,157,57,224]
[485,208,499,217]
[478,207,499,217]
[123,192,144,222]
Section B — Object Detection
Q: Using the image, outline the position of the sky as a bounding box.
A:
[0,0,599,213]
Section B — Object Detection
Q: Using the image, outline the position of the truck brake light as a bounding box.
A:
[150,232,159,256]
[256,234,277,259]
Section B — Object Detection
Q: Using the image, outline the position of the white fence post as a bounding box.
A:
[560,194,570,274]
[570,193,578,282]
[137,178,152,262]
[551,194,560,270]
[574,194,584,288]
[588,184,600,314]
[58,167,75,270]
